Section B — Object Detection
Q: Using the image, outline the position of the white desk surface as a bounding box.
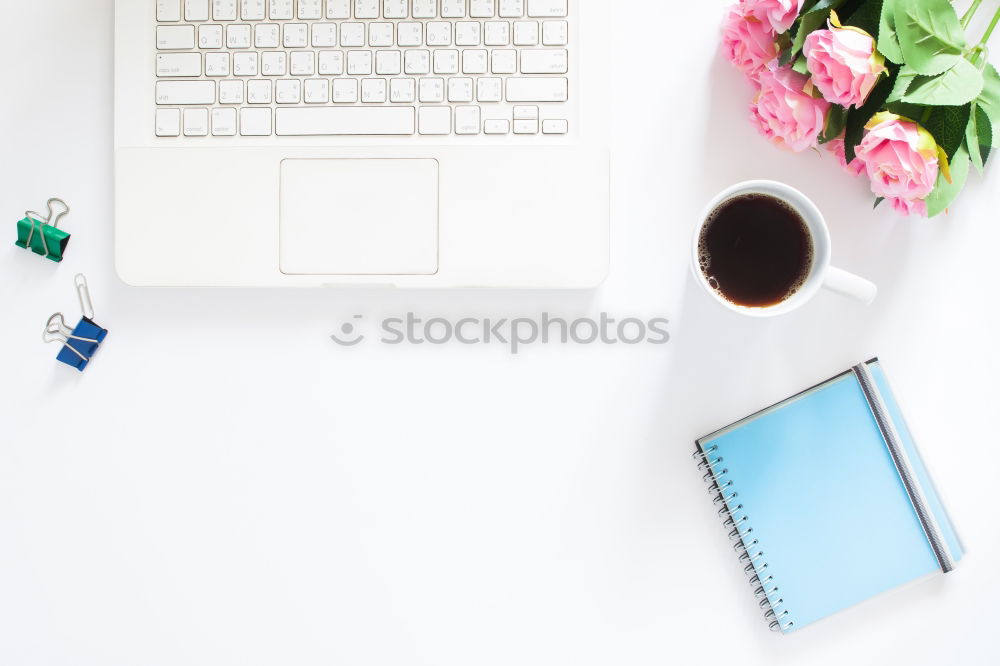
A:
[2,2,998,665]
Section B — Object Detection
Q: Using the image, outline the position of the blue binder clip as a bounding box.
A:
[43,274,108,372]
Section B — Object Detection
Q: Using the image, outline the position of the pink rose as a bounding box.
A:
[889,197,928,217]
[722,7,779,81]
[803,19,887,108]
[855,112,939,202]
[825,136,867,176]
[750,63,830,153]
[742,0,803,34]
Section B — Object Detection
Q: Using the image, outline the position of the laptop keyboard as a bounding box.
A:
[153,0,571,138]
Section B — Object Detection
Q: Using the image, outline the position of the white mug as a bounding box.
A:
[692,181,877,317]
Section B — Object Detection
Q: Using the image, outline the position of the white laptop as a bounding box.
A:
[114,0,610,287]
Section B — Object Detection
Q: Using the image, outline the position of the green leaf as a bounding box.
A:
[901,59,985,106]
[845,65,901,163]
[821,105,849,143]
[789,1,843,58]
[967,105,984,174]
[874,197,886,209]
[845,0,883,38]
[926,144,970,217]
[887,65,919,103]
[793,55,810,75]
[878,0,904,63]
[923,105,972,160]
[894,0,966,76]
[976,64,1000,148]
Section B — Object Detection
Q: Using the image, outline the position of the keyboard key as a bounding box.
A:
[426,22,452,46]
[241,0,265,20]
[290,51,315,75]
[441,0,466,18]
[390,78,416,102]
[376,50,402,75]
[318,50,345,74]
[312,23,337,46]
[542,20,568,45]
[355,0,379,19]
[226,24,252,48]
[341,23,365,47]
[298,0,323,19]
[484,21,510,46]
[270,0,293,19]
[513,118,538,134]
[418,77,444,102]
[254,24,279,47]
[484,118,510,134]
[412,0,437,18]
[275,79,302,103]
[528,0,567,17]
[471,0,495,18]
[240,107,272,135]
[499,0,524,17]
[398,23,423,47]
[157,25,195,49]
[247,79,272,102]
[347,50,373,75]
[505,76,567,101]
[219,79,245,103]
[463,49,487,74]
[261,51,287,75]
[157,0,182,22]
[186,0,210,21]
[156,80,215,104]
[448,77,473,102]
[433,50,458,74]
[491,49,516,73]
[233,51,258,75]
[212,107,237,134]
[276,107,415,134]
[455,106,481,134]
[383,0,408,19]
[332,78,359,102]
[513,21,538,45]
[304,78,330,103]
[542,119,568,134]
[456,21,481,45]
[404,50,430,74]
[183,108,209,135]
[198,24,224,48]
[520,48,567,74]
[155,108,181,136]
[156,53,201,77]
[327,0,351,19]
[369,23,394,47]
[419,106,451,134]
[361,78,387,103]
[513,105,537,119]
[205,53,230,75]
[476,77,502,101]
[283,23,308,47]
[213,0,237,20]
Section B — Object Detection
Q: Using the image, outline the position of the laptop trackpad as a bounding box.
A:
[279,159,439,275]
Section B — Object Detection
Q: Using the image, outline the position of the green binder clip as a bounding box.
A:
[16,198,71,262]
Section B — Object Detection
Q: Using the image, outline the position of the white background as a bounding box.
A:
[2,1,999,665]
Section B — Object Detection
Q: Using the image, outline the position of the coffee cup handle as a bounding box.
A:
[823,266,878,305]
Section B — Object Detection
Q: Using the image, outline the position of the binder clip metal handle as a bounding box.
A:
[45,198,71,229]
[17,198,70,262]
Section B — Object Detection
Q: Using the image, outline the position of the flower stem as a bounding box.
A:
[963,0,985,29]
[981,6,1000,46]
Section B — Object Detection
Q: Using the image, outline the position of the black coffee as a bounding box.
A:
[699,193,814,308]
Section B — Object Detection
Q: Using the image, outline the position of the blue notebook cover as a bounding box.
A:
[696,359,963,634]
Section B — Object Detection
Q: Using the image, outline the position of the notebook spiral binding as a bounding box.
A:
[694,445,793,633]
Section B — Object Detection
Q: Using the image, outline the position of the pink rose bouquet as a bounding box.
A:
[720,0,1000,217]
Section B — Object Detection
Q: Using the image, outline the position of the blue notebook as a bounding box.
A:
[695,359,963,634]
